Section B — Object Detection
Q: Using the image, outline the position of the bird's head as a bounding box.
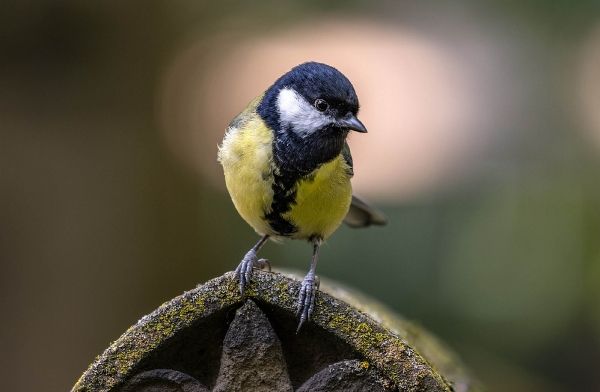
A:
[258,62,367,139]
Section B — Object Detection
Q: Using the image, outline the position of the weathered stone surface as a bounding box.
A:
[213,300,293,392]
[72,271,483,392]
[284,270,484,392]
[120,369,209,392]
[296,360,389,392]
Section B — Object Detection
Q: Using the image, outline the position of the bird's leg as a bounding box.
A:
[296,242,320,333]
[233,235,270,297]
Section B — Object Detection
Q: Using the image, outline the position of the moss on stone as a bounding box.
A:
[72,271,482,392]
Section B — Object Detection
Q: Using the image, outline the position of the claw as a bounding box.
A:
[233,251,271,298]
[232,235,270,298]
[233,263,244,296]
[244,260,252,288]
[256,258,271,272]
[296,274,318,333]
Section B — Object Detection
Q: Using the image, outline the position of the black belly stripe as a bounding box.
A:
[263,168,300,236]
[264,166,321,236]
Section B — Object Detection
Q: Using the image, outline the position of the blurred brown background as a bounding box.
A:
[2,1,600,391]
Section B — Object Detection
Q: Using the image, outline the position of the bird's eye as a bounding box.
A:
[314,99,329,112]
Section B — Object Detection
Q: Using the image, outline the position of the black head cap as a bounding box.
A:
[257,62,361,133]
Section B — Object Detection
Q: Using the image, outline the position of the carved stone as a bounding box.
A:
[296,360,389,392]
[121,369,209,392]
[72,271,484,391]
[212,300,293,392]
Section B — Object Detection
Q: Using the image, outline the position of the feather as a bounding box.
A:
[343,195,388,228]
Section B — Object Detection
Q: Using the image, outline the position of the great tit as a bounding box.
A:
[218,62,387,331]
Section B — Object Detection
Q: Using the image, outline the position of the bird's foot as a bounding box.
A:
[296,274,320,333]
[233,249,271,297]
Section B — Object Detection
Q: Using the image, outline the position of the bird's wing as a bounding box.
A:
[341,142,354,177]
[343,194,388,228]
[227,95,263,132]
[341,144,387,228]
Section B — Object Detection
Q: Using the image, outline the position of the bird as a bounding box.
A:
[218,62,387,332]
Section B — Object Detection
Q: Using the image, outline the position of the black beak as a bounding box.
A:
[338,113,368,133]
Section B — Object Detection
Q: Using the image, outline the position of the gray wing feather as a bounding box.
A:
[343,195,388,228]
[341,142,354,177]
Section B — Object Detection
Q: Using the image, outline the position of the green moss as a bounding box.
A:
[72,271,460,392]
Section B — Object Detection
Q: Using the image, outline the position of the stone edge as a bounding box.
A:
[71,271,452,392]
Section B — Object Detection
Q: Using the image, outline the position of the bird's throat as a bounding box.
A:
[274,127,346,175]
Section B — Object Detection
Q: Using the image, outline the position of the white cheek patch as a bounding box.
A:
[276,87,333,137]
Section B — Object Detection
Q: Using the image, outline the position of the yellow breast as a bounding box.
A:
[284,154,353,241]
[218,112,275,236]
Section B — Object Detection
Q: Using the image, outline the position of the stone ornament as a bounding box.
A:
[72,271,482,391]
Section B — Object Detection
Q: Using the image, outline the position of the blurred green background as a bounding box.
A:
[2,1,600,391]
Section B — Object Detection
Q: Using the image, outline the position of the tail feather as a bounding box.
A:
[343,195,388,228]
